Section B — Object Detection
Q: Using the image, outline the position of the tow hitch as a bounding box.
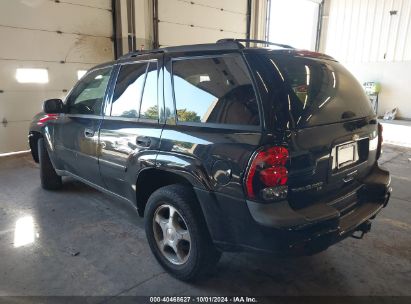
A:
[351,220,372,239]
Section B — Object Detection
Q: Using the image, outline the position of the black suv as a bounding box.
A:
[29,39,391,281]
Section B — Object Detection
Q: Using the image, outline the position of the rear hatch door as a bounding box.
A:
[245,50,379,210]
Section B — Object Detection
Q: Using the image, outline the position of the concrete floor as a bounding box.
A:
[0,145,410,297]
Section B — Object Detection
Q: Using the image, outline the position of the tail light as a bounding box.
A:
[376,123,383,159]
[245,146,289,201]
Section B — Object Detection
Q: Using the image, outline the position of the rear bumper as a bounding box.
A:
[195,165,391,255]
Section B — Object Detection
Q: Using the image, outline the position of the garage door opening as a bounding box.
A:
[268,0,321,51]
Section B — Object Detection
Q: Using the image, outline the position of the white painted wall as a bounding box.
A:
[0,0,114,153]
[157,0,249,47]
[344,61,411,119]
[324,0,411,119]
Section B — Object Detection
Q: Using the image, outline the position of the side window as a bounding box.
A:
[67,67,112,115]
[111,62,148,118]
[140,62,158,120]
[172,55,260,126]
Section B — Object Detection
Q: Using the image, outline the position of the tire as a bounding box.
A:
[144,184,221,281]
[38,138,62,190]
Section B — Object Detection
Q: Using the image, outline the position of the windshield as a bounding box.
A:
[246,53,374,129]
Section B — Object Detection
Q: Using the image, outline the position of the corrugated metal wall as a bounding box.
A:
[0,0,114,153]
[158,0,248,47]
[326,0,411,63]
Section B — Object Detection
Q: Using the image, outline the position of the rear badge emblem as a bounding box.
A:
[291,182,324,193]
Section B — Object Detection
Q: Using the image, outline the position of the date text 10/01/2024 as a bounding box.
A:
[149,297,258,303]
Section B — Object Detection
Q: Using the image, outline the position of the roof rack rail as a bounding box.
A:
[217,38,294,49]
[119,49,164,59]
[119,40,243,59]
[118,39,293,59]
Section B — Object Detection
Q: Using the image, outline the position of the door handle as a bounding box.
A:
[84,128,95,138]
[136,136,151,147]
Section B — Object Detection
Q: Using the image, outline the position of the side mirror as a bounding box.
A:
[43,99,64,114]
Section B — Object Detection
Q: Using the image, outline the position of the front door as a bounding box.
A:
[99,56,162,200]
[54,66,113,186]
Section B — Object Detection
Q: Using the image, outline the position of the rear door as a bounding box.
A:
[98,55,162,199]
[54,66,112,186]
[158,52,262,199]
[245,52,378,208]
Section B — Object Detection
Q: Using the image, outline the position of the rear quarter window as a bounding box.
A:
[172,55,260,127]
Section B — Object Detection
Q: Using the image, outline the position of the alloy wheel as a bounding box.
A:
[153,204,191,265]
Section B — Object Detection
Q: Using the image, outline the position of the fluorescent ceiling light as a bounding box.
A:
[16,68,49,84]
[200,75,210,82]
[77,70,87,80]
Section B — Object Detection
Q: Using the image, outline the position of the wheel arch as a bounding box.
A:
[135,167,209,217]
[28,131,43,163]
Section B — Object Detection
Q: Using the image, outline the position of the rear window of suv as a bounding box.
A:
[246,53,374,129]
[172,55,260,127]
